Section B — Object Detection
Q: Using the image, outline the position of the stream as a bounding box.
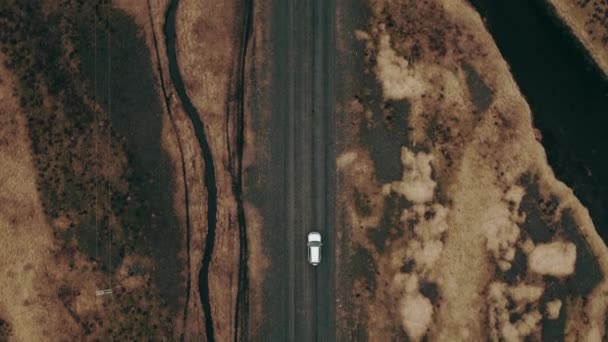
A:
[163,0,218,340]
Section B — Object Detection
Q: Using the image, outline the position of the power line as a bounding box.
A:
[94,0,99,269]
[106,0,112,291]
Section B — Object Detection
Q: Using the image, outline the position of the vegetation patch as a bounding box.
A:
[0,0,184,337]
[0,318,12,341]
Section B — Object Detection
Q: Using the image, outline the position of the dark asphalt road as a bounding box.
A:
[262,0,336,340]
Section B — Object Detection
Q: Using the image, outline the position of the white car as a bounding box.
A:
[307,232,322,266]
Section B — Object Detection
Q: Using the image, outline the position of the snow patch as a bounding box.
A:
[501,311,542,342]
[508,283,544,303]
[386,148,445,340]
[399,202,449,272]
[528,241,576,277]
[488,281,544,341]
[354,29,371,41]
[415,204,449,239]
[384,147,436,204]
[376,33,427,100]
[337,151,358,170]
[546,299,562,320]
[406,239,444,270]
[392,272,419,295]
[481,204,520,271]
[504,185,526,209]
[399,293,434,341]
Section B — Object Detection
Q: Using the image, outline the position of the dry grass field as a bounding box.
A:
[335,0,608,340]
[0,0,606,340]
[0,53,79,342]
[0,0,257,339]
[0,0,192,339]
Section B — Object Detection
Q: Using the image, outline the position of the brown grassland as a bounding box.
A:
[335,0,608,340]
[0,0,200,339]
[0,0,607,340]
[0,0,260,340]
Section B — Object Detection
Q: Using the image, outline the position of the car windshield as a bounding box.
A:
[309,241,321,247]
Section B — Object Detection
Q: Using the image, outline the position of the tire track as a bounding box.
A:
[164,1,218,341]
[232,0,254,341]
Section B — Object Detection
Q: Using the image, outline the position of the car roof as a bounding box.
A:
[310,245,320,262]
[307,232,321,242]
